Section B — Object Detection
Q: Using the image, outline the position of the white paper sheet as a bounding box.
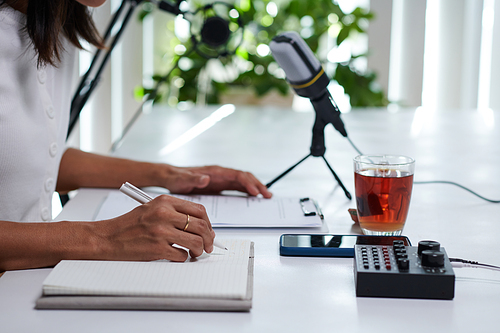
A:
[94,191,322,227]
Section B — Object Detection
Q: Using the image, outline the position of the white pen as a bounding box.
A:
[119,182,227,251]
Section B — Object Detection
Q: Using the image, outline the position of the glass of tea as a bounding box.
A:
[353,155,415,236]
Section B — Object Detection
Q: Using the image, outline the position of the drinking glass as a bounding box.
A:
[353,155,415,236]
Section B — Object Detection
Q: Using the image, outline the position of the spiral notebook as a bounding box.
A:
[36,239,254,311]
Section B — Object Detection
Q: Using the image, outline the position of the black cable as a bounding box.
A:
[346,137,500,204]
[347,137,363,156]
[449,258,500,270]
[414,180,500,203]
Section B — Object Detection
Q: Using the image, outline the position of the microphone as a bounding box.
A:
[154,0,243,58]
[270,31,347,156]
[265,32,353,198]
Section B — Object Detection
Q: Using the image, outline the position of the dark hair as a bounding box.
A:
[2,0,104,67]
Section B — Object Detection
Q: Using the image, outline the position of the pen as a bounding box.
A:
[119,182,227,251]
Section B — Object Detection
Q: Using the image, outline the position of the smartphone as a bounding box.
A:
[279,234,411,257]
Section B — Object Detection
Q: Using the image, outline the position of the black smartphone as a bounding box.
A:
[279,234,411,257]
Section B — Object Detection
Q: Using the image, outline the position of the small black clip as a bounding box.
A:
[300,197,316,216]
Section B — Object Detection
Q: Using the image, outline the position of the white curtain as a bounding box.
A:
[368,0,499,111]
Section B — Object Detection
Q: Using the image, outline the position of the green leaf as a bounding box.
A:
[337,27,350,45]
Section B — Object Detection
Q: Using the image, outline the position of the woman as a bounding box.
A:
[0,0,272,271]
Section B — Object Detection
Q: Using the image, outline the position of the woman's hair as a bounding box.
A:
[2,0,104,67]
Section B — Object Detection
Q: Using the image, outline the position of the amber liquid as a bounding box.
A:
[354,169,413,233]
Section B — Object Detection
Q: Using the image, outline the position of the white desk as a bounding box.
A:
[1,106,500,332]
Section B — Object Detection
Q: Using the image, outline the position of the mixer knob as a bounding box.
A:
[397,258,410,271]
[418,240,440,256]
[421,250,445,268]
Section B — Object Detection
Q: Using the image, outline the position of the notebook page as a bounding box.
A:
[42,239,251,299]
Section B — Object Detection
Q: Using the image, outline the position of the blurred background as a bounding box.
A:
[68,0,500,154]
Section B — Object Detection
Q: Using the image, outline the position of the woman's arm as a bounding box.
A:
[0,194,215,271]
[56,148,165,192]
[57,148,272,197]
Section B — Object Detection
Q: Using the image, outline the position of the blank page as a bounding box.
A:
[42,239,251,300]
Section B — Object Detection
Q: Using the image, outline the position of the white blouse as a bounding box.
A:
[0,6,76,222]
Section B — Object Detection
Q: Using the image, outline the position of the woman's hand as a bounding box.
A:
[160,165,272,198]
[95,194,215,262]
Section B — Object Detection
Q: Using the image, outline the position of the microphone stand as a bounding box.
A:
[61,0,144,206]
[68,0,146,138]
[68,0,186,138]
[62,0,184,206]
[266,91,352,200]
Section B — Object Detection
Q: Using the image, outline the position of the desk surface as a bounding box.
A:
[1,106,500,332]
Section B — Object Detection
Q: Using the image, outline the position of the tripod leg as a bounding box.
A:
[321,156,352,200]
[266,154,311,188]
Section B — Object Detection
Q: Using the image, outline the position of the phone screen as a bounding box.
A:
[280,234,411,248]
[279,234,411,257]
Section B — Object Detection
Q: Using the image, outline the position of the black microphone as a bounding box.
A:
[200,15,230,47]
[270,32,347,156]
[155,0,243,58]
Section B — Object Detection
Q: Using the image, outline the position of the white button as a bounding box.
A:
[45,178,54,192]
[49,142,58,157]
[41,207,51,221]
[38,70,46,84]
[46,105,55,118]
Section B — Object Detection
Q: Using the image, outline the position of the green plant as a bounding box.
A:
[137,0,388,107]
